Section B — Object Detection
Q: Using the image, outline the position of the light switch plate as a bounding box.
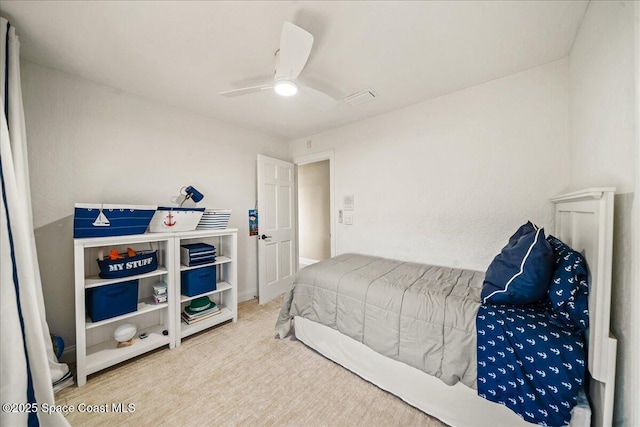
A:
[344,212,353,225]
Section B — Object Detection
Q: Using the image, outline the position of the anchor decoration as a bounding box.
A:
[164,211,177,227]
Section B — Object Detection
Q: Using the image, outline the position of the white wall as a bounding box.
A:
[568,1,639,425]
[21,61,288,350]
[569,1,636,193]
[291,59,570,272]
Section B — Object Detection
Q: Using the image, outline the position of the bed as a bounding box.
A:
[276,188,616,427]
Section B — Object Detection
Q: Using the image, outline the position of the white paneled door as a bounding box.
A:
[257,155,296,304]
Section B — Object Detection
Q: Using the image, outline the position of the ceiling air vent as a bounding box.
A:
[344,89,377,106]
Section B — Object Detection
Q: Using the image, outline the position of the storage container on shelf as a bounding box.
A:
[196,209,232,230]
[74,204,157,238]
[97,250,158,279]
[181,266,216,297]
[148,207,205,233]
[86,280,139,322]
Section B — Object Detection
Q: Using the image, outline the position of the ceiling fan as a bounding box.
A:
[219,22,338,111]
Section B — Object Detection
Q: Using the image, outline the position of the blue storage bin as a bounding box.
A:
[181,266,216,297]
[74,204,157,238]
[97,250,158,279]
[86,280,139,322]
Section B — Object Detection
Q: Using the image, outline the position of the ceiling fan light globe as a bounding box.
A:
[274,80,298,96]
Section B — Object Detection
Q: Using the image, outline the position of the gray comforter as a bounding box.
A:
[276,254,484,388]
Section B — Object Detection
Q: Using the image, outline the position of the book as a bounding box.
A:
[182,256,217,267]
[181,243,216,266]
[183,301,221,319]
[185,251,216,260]
[180,242,216,253]
[181,243,215,255]
[181,309,221,324]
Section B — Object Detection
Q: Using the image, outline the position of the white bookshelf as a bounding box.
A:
[174,229,238,346]
[74,229,238,386]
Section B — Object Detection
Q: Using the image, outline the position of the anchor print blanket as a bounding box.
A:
[276,254,587,425]
[476,302,586,426]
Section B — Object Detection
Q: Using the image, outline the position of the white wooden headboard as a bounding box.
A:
[550,187,616,427]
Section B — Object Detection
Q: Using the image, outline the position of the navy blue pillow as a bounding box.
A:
[546,235,589,332]
[482,222,554,304]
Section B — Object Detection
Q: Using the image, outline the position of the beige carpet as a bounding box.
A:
[57,297,448,426]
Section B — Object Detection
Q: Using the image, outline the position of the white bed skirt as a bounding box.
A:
[294,316,590,427]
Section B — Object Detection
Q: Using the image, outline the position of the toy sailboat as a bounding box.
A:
[92,208,111,227]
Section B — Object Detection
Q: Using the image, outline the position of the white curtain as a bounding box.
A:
[1,18,70,427]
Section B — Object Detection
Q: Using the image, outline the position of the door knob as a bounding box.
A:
[260,234,272,240]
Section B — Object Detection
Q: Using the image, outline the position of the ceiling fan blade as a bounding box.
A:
[298,85,338,111]
[276,22,314,81]
[219,84,273,97]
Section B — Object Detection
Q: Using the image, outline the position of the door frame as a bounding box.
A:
[293,149,335,272]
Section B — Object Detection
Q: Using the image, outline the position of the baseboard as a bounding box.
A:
[238,288,257,303]
[60,345,76,364]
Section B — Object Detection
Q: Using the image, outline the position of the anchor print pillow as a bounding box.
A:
[482,222,555,305]
[546,236,589,332]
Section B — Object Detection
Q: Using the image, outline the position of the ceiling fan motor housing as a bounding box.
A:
[274,79,298,96]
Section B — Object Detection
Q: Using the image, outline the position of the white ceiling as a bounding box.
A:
[1,1,588,140]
